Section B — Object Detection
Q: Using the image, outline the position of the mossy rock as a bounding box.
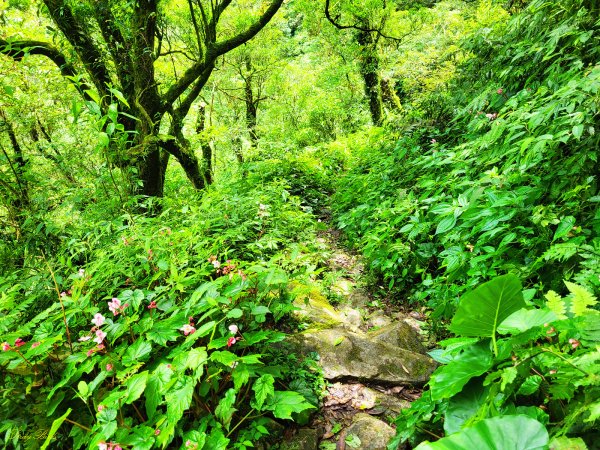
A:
[289,327,436,385]
[345,413,395,450]
[367,321,427,355]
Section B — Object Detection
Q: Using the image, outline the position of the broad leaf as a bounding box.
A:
[498,308,557,334]
[215,388,237,428]
[450,274,525,339]
[444,381,488,435]
[415,415,548,450]
[429,342,493,401]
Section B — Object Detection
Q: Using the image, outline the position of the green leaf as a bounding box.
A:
[572,124,584,139]
[565,281,597,316]
[266,391,316,420]
[553,216,575,241]
[77,380,89,398]
[415,415,548,450]
[345,434,362,448]
[122,339,152,366]
[498,308,557,334]
[227,308,243,319]
[545,291,567,319]
[124,371,148,404]
[549,436,588,450]
[429,342,493,401]
[436,215,457,235]
[517,375,542,396]
[253,374,275,409]
[165,377,194,424]
[444,381,488,435]
[215,388,237,428]
[40,408,71,450]
[450,275,525,346]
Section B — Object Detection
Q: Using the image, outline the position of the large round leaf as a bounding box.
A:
[450,274,525,339]
[415,415,548,450]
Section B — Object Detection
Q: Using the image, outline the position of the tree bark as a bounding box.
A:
[357,30,384,126]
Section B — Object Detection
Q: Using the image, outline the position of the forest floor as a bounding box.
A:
[278,210,434,450]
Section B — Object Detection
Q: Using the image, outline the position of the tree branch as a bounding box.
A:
[324,0,404,42]
[43,0,112,99]
[212,0,284,58]
[0,38,95,100]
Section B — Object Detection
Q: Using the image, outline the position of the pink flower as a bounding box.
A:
[180,324,196,336]
[79,335,92,342]
[98,405,105,412]
[431,138,437,143]
[1,342,10,351]
[148,300,157,309]
[154,429,161,436]
[113,446,122,450]
[97,343,105,350]
[87,349,95,357]
[227,336,237,348]
[166,364,172,369]
[94,329,107,344]
[108,297,121,316]
[497,88,503,94]
[60,291,67,297]
[31,342,41,349]
[228,324,239,335]
[14,338,26,348]
[106,363,113,372]
[98,443,108,450]
[92,313,106,327]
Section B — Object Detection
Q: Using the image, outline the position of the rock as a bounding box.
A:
[366,311,393,330]
[279,428,319,450]
[325,382,410,415]
[292,286,344,327]
[289,327,436,385]
[347,289,371,308]
[331,277,354,297]
[345,414,395,450]
[367,322,427,355]
[338,306,363,330]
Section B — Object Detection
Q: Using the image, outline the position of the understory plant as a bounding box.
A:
[389,274,600,449]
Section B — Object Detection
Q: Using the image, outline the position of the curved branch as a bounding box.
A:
[324,0,404,42]
[162,0,283,109]
[0,38,94,99]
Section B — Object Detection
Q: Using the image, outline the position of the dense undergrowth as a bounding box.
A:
[1,0,599,448]
[0,165,336,449]
[330,0,600,447]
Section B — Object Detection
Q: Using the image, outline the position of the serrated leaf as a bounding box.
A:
[124,371,148,404]
[518,375,542,396]
[565,281,596,316]
[253,374,274,409]
[545,291,566,320]
[215,388,237,428]
[266,391,316,420]
[122,339,152,366]
[436,215,457,235]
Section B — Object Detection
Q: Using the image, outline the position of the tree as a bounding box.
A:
[323,0,419,126]
[0,0,284,198]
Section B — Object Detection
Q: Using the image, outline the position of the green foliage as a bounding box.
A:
[0,173,324,449]
[390,276,600,449]
[332,0,600,320]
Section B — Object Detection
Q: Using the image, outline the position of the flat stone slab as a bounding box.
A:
[290,327,436,385]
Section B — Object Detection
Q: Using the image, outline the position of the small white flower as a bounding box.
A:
[92,313,105,327]
[228,324,239,335]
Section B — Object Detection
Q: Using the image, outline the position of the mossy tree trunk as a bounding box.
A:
[1,0,284,199]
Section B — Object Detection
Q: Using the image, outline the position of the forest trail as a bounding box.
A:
[279,218,437,450]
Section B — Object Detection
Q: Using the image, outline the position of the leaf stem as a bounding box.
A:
[43,252,73,353]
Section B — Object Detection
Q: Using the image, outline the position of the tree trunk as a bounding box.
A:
[244,56,259,147]
[196,104,213,185]
[357,30,384,126]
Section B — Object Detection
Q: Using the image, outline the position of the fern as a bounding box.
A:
[565,281,597,316]
[545,290,567,319]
